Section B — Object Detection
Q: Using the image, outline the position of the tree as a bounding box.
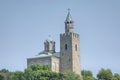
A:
[24,67,34,80]
[85,76,95,80]
[12,71,25,80]
[0,69,9,73]
[97,68,113,80]
[24,64,82,80]
[24,64,60,80]
[82,70,93,77]
[112,73,120,80]
[0,74,4,80]
[28,64,51,71]
[82,70,95,80]
[63,72,81,80]
[0,69,10,80]
[8,72,15,80]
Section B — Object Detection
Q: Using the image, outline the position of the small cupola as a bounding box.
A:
[44,36,55,53]
[65,9,74,33]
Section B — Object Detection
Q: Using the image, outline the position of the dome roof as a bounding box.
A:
[45,36,54,42]
[46,37,53,42]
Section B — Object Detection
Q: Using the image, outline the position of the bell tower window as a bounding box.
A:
[65,44,67,50]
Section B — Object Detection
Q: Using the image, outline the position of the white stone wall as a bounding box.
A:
[27,56,59,73]
[27,57,51,67]
[51,56,59,72]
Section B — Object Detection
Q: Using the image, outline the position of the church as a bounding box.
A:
[27,9,82,76]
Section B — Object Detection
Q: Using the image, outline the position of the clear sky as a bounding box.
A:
[0,0,120,76]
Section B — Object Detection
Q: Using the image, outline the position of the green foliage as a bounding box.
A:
[84,76,95,80]
[24,65,81,80]
[82,70,95,80]
[28,64,51,71]
[12,71,25,80]
[97,68,113,80]
[63,72,81,80]
[8,72,15,80]
[0,69,9,73]
[0,74,4,80]
[0,69,10,80]
[24,67,34,80]
[0,65,120,80]
[112,73,120,80]
[24,64,63,80]
[82,70,93,77]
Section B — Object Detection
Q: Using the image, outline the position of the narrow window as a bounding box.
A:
[62,53,64,56]
[75,44,77,51]
[69,58,71,62]
[65,44,67,50]
[68,57,71,64]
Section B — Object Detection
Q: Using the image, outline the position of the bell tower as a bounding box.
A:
[65,9,74,33]
[60,9,81,76]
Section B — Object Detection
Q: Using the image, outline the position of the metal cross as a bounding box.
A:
[68,8,71,12]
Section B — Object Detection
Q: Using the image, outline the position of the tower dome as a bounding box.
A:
[44,36,55,53]
[46,37,53,42]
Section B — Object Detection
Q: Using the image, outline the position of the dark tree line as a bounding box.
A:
[0,65,120,80]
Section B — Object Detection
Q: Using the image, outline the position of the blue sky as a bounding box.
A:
[0,0,120,76]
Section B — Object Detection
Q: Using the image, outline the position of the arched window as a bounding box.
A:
[75,44,77,51]
[65,44,67,50]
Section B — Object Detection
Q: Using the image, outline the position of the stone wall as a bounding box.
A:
[51,56,60,72]
[27,56,59,73]
[60,32,81,76]
[27,57,51,67]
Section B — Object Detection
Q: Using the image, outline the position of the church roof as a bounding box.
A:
[38,51,60,58]
[27,51,60,59]
[53,52,60,58]
[27,54,51,59]
[35,54,51,58]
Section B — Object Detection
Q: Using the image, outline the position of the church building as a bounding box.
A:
[27,9,82,76]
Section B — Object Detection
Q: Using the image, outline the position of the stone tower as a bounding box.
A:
[60,9,81,76]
